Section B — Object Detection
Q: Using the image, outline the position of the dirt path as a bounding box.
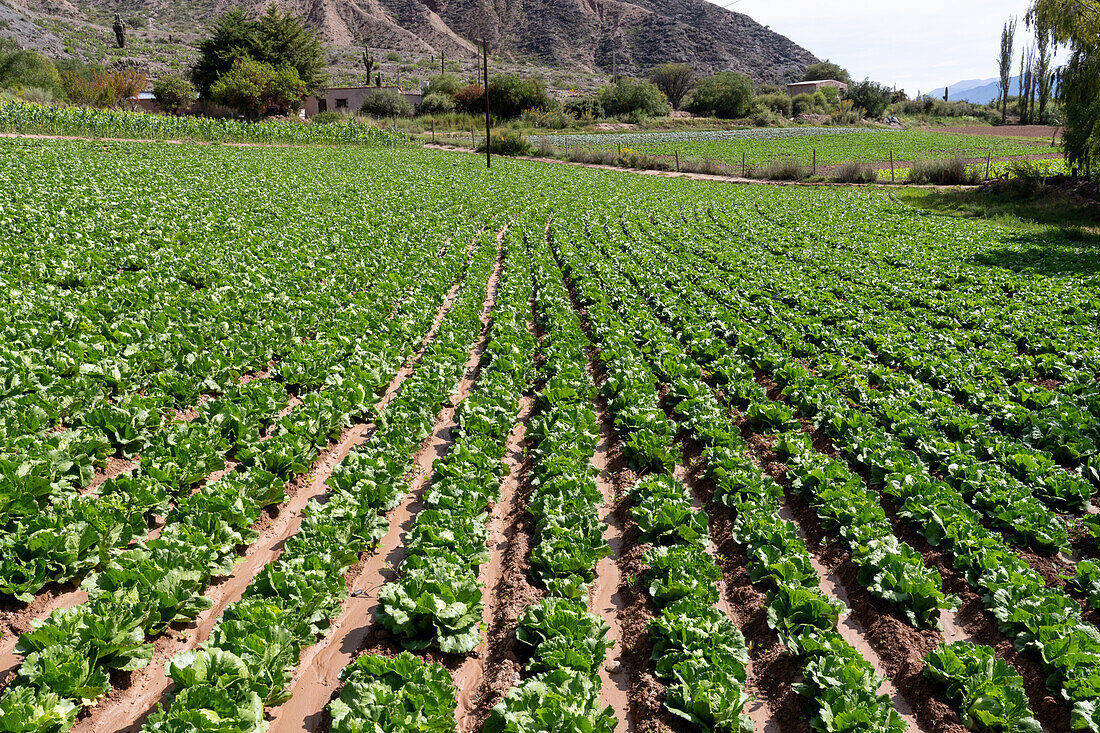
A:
[453,395,536,730]
[591,404,632,733]
[63,234,479,733]
[265,225,507,733]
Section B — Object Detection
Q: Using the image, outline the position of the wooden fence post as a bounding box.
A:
[986,151,992,180]
[742,152,746,177]
[431,121,436,144]
[813,149,817,177]
[618,143,622,157]
[675,150,680,172]
[890,151,895,183]
[471,126,475,148]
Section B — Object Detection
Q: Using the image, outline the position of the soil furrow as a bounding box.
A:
[592,402,632,733]
[453,395,536,731]
[59,237,482,733]
[265,225,507,733]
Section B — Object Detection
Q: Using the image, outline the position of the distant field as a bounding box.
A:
[538,128,1055,167]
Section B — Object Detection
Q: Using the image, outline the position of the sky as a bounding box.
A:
[720,0,1037,95]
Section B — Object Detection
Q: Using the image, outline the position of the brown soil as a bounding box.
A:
[265,226,507,733]
[62,233,482,732]
[453,395,537,730]
[948,125,1061,139]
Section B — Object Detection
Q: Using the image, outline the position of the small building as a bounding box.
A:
[786,79,848,97]
[303,86,424,117]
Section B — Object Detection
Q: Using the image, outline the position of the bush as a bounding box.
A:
[648,63,695,110]
[360,88,413,118]
[152,74,195,115]
[477,129,531,156]
[487,74,551,119]
[453,85,484,114]
[791,93,815,117]
[688,72,753,119]
[127,16,147,29]
[832,161,878,184]
[0,50,65,99]
[312,109,343,124]
[210,58,305,118]
[753,158,806,181]
[518,108,571,129]
[597,77,669,118]
[757,83,784,95]
[908,157,982,185]
[563,96,603,119]
[844,80,893,118]
[418,92,455,115]
[756,92,792,117]
[385,51,402,62]
[424,73,462,98]
[803,60,851,85]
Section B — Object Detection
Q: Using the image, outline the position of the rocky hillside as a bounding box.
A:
[1,0,817,85]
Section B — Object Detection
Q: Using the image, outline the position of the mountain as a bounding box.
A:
[0,0,818,87]
[929,75,1059,105]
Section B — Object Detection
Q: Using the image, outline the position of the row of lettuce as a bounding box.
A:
[0,220,476,729]
[598,206,1096,731]
[0,100,406,146]
[139,233,498,730]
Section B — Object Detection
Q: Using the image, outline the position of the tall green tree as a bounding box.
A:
[648,63,695,110]
[192,6,327,100]
[802,60,851,85]
[1030,0,1100,172]
[686,72,753,119]
[999,17,1017,123]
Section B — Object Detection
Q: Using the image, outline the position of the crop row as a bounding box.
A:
[139,232,500,731]
[550,214,910,726]
[599,213,1100,732]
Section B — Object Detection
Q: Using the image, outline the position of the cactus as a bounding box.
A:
[112,13,125,49]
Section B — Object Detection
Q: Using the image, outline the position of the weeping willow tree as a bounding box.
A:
[1030,0,1100,174]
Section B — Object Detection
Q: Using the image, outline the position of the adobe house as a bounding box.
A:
[303,86,424,116]
[786,79,849,97]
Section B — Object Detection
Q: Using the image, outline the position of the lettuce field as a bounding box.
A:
[0,136,1098,733]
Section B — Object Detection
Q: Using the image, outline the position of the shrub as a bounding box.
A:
[803,60,851,85]
[453,84,484,114]
[756,92,792,117]
[757,83,784,95]
[210,58,305,118]
[487,74,551,119]
[127,16,147,29]
[753,108,781,127]
[360,88,413,118]
[844,80,893,118]
[477,129,531,156]
[385,51,402,62]
[597,77,669,118]
[424,74,462,98]
[518,107,571,129]
[563,96,603,119]
[311,109,343,124]
[688,72,753,119]
[0,49,64,99]
[152,74,195,115]
[908,157,982,185]
[832,161,878,184]
[754,158,806,181]
[62,67,146,109]
[418,92,455,115]
[791,93,815,117]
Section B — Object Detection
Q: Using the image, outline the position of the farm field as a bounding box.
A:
[0,136,1098,733]
[538,127,1056,167]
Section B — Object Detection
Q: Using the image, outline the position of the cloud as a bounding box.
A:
[722,0,1036,94]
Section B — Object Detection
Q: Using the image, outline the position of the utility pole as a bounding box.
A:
[483,37,491,169]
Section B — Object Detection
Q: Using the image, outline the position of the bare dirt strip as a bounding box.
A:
[265,226,508,733]
[453,394,536,730]
[63,236,481,733]
[591,403,633,733]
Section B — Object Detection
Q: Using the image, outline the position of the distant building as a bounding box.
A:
[786,79,848,97]
[303,86,424,117]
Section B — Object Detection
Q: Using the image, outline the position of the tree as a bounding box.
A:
[487,74,552,119]
[1034,21,1054,122]
[192,6,327,100]
[153,74,195,115]
[597,77,670,118]
[844,80,892,118]
[253,6,327,92]
[999,17,1017,123]
[60,68,146,109]
[418,92,455,115]
[803,60,851,84]
[210,57,305,119]
[360,88,413,118]
[0,49,64,98]
[648,63,695,110]
[687,72,753,119]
